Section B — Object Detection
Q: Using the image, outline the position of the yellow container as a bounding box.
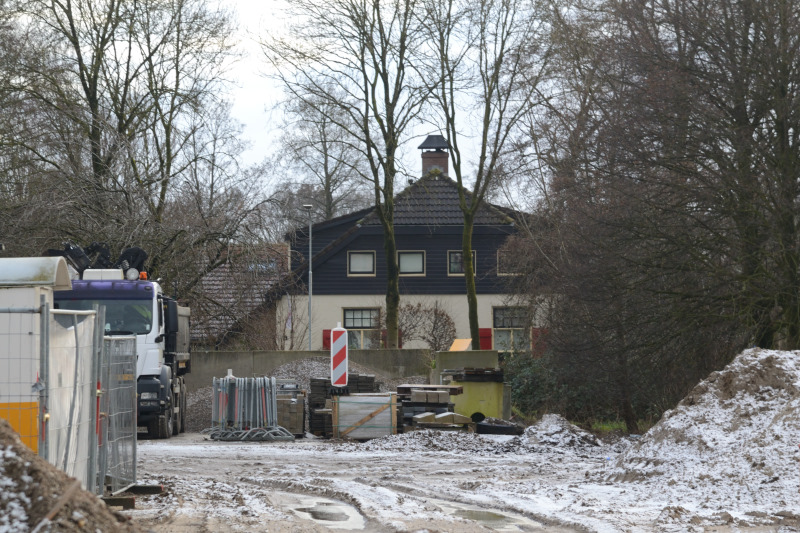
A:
[449,380,505,421]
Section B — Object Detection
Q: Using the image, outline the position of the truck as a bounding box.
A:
[49,242,190,439]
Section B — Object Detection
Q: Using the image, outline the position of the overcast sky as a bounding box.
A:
[227,1,478,189]
[228,1,287,168]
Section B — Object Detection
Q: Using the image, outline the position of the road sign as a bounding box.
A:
[331,324,348,386]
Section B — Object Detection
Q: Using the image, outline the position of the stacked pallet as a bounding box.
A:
[308,378,333,437]
[395,384,463,433]
[308,374,379,437]
[443,367,504,382]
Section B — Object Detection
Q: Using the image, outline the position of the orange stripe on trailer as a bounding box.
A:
[0,401,39,453]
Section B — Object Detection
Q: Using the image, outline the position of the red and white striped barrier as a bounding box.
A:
[331,324,348,386]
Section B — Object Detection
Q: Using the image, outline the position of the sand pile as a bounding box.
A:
[0,419,139,533]
[609,348,800,513]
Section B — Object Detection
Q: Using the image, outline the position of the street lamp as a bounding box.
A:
[302,204,313,350]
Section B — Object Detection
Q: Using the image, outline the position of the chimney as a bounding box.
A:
[418,135,450,176]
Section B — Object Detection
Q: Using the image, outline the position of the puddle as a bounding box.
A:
[430,498,561,532]
[295,502,350,522]
[268,491,366,530]
[454,509,514,524]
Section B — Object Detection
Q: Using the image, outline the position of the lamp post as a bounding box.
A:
[302,204,313,350]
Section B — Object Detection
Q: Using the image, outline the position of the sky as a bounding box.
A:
[228,1,448,180]
[228,1,288,168]
[226,1,523,210]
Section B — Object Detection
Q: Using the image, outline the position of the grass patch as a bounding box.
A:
[587,418,656,436]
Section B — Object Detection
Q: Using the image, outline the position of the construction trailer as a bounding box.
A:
[0,257,138,495]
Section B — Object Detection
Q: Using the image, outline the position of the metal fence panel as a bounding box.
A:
[100,336,137,495]
[209,376,293,441]
[46,310,97,491]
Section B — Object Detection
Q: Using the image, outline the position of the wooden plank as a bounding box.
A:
[396,384,463,395]
[102,496,136,510]
[332,395,340,438]
[390,393,397,434]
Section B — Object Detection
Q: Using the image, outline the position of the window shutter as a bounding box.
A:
[479,328,493,350]
[531,328,548,357]
[322,329,331,350]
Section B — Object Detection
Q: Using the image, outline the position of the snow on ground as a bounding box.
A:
[127,349,800,532]
[3,349,800,532]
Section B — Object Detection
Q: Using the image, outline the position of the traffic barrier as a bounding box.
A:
[208,375,294,441]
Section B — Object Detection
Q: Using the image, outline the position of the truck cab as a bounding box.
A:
[53,270,190,438]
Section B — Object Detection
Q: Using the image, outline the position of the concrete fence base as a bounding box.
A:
[185,349,433,393]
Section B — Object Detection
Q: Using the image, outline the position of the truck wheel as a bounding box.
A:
[147,419,159,439]
[158,402,173,439]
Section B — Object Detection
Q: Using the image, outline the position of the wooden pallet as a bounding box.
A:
[332,393,397,440]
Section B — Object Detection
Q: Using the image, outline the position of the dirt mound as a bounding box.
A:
[334,414,601,455]
[608,349,800,514]
[0,419,139,533]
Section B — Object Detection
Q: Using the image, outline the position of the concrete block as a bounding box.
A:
[412,412,436,424]
[411,390,427,403]
[434,412,454,423]
[450,413,472,424]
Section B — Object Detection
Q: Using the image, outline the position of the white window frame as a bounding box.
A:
[492,307,529,353]
[347,251,376,276]
[398,250,426,276]
[447,250,476,276]
[343,308,381,349]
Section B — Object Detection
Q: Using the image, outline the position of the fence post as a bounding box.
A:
[38,295,49,462]
[87,306,103,495]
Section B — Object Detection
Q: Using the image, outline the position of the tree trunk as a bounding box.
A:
[462,213,480,349]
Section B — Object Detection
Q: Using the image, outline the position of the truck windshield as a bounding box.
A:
[54,299,153,335]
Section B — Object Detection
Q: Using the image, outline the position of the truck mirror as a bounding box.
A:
[165,300,179,334]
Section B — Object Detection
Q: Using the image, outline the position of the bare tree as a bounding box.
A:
[262,0,430,348]
[417,0,554,348]
[503,0,800,428]
[2,0,270,292]
[275,93,373,221]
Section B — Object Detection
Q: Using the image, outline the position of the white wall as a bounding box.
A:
[277,293,521,350]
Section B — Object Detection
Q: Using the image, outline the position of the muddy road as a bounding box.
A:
[126,432,603,532]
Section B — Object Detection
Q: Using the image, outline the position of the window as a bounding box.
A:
[497,249,522,276]
[348,251,375,276]
[398,251,425,275]
[344,308,380,349]
[448,250,476,275]
[493,307,529,353]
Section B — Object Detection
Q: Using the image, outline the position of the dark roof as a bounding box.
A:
[417,134,450,150]
[284,206,373,242]
[361,174,513,226]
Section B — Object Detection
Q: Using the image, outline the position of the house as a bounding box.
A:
[190,243,288,348]
[274,135,531,352]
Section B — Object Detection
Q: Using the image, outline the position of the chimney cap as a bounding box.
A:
[418,134,449,151]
